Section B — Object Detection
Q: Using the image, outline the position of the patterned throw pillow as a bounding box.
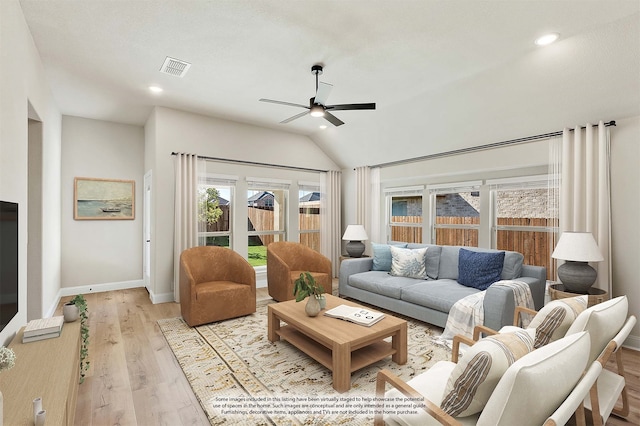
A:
[441,329,534,417]
[457,248,505,290]
[389,246,428,279]
[371,242,408,271]
[528,295,588,348]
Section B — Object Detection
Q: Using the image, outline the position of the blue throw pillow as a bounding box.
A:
[458,248,505,290]
[372,242,408,271]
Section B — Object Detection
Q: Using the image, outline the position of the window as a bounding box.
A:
[247,179,289,267]
[385,186,424,243]
[299,182,320,251]
[429,181,481,246]
[490,176,558,280]
[198,176,234,248]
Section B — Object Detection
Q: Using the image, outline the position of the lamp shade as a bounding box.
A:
[342,225,368,241]
[551,232,603,262]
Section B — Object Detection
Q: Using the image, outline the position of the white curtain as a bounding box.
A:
[355,166,381,247]
[557,121,612,293]
[370,167,381,244]
[320,170,341,278]
[173,153,204,302]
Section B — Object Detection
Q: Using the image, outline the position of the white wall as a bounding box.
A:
[609,116,640,349]
[61,116,145,289]
[144,107,339,303]
[0,1,62,344]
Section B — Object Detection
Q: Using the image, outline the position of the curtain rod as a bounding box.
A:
[370,120,616,169]
[170,152,329,173]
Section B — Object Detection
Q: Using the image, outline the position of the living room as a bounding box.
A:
[1,1,639,425]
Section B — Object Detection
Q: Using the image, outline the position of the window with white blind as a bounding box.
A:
[385,186,424,243]
[489,176,558,280]
[299,181,320,252]
[198,174,236,248]
[247,178,289,267]
[428,181,481,247]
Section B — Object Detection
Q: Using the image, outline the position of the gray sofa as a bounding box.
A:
[339,243,546,331]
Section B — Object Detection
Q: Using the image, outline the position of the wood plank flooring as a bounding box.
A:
[58,287,639,425]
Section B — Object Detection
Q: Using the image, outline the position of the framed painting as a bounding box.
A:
[74,177,135,220]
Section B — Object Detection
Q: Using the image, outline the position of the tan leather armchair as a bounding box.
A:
[180,246,256,327]
[267,241,332,302]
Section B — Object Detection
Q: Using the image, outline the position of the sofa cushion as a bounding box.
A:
[407,243,442,279]
[441,329,535,417]
[371,242,408,271]
[347,271,419,299]
[458,248,505,290]
[389,246,428,279]
[400,279,480,312]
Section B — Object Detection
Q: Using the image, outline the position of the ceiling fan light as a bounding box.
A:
[310,104,325,117]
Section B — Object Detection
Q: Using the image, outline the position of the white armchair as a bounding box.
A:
[375,331,592,426]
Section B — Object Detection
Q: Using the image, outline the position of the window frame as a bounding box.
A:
[384,185,424,243]
[197,174,236,248]
[428,181,482,246]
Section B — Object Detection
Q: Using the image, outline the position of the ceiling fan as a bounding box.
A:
[259,64,376,127]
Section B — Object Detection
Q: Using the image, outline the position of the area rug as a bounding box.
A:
[158,301,450,425]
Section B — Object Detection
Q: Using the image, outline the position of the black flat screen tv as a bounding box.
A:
[0,201,18,332]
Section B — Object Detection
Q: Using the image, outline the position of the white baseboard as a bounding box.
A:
[149,291,175,304]
[623,334,640,351]
[46,279,145,318]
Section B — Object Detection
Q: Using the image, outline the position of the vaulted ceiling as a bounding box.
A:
[19,1,640,168]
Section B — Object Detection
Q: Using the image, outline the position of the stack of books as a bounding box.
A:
[22,316,64,343]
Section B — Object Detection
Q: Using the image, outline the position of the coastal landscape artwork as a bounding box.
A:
[74,177,135,220]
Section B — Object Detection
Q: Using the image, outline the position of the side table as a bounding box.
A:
[548,283,608,307]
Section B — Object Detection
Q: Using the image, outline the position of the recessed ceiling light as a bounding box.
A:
[319,125,327,130]
[535,33,559,46]
[149,85,163,93]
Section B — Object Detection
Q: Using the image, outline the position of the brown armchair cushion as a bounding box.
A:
[267,241,332,302]
[180,246,256,327]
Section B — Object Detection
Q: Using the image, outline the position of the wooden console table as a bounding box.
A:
[0,321,81,425]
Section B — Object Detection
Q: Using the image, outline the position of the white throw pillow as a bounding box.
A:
[527,295,588,348]
[440,329,534,417]
[389,246,428,279]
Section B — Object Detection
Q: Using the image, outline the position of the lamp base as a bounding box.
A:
[557,261,597,293]
[345,241,365,258]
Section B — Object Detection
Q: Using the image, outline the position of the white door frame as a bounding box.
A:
[143,170,152,292]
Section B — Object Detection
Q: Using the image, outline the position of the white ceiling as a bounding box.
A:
[19,1,640,168]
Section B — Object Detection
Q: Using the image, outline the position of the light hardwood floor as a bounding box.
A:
[60,287,639,425]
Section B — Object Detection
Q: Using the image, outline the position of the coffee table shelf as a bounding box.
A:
[268,294,407,392]
[277,325,397,373]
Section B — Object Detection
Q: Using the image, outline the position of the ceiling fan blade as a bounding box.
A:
[280,110,309,124]
[259,98,308,109]
[314,82,333,106]
[327,103,376,111]
[323,111,345,127]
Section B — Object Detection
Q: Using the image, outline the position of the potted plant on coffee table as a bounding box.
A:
[293,272,325,317]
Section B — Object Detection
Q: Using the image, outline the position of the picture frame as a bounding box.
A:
[74,177,135,220]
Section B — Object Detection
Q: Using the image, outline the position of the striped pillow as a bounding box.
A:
[528,295,588,348]
[441,330,534,417]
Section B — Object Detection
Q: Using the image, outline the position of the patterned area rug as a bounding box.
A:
[158,300,450,425]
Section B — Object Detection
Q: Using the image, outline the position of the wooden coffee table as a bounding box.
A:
[267,294,407,393]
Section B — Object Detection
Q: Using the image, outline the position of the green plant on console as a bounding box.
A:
[293,271,324,302]
[69,294,90,384]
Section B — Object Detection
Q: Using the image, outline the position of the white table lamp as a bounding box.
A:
[342,225,368,258]
[551,232,603,293]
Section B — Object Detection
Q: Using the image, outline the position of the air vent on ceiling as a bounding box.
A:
[160,56,191,78]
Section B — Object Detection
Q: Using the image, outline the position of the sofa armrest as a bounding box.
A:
[520,264,547,309]
[339,257,374,295]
